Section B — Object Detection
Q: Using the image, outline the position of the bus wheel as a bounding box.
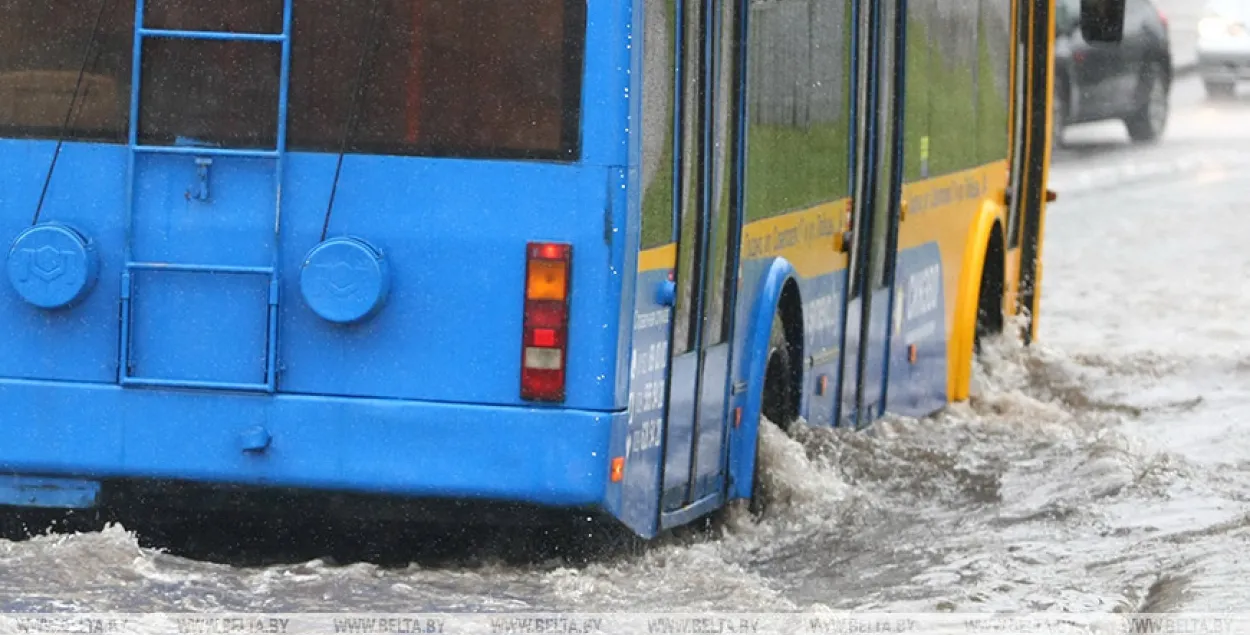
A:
[761,313,797,428]
[974,239,1004,356]
[751,313,797,518]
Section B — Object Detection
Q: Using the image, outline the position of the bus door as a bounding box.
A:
[838,0,904,427]
[1010,0,1049,344]
[660,0,742,515]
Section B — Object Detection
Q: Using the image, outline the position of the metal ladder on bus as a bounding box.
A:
[117,0,293,393]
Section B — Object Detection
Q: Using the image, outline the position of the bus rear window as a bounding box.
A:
[139,39,282,149]
[289,0,585,160]
[0,0,134,143]
[0,0,586,161]
[144,0,284,34]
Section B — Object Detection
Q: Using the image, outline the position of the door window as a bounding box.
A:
[670,0,707,356]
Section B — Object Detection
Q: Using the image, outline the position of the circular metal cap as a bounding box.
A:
[299,236,390,324]
[6,223,99,310]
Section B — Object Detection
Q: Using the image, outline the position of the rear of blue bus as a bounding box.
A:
[0,0,638,525]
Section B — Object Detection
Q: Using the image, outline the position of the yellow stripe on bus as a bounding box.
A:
[637,242,677,272]
[638,159,1008,282]
[635,159,1013,404]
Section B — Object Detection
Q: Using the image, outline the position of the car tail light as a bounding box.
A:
[1159,9,1168,29]
[521,242,571,402]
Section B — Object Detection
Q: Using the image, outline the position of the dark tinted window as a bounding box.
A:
[287,0,586,160]
[0,0,586,160]
[144,0,283,34]
[0,0,135,143]
[138,39,282,148]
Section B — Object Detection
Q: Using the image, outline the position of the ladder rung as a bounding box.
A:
[134,145,279,159]
[127,262,274,276]
[139,28,287,43]
[120,375,273,393]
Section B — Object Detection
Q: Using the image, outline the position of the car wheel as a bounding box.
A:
[1052,89,1067,152]
[1204,79,1236,100]
[1125,63,1168,143]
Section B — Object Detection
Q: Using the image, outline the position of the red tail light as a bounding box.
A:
[1159,10,1168,29]
[521,242,571,402]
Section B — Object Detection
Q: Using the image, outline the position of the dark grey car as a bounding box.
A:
[1053,0,1173,147]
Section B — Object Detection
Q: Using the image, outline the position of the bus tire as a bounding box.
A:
[750,313,798,518]
[761,313,798,429]
[974,229,1004,356]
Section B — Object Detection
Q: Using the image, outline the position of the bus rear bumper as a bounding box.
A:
[0,378,618,513]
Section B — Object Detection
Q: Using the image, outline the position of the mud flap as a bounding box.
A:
[0,475,100,509]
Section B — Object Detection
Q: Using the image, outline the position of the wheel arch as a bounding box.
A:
[949,200,1007,402]
[725,257,804,502]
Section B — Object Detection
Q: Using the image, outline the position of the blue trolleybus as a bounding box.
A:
[0,0,1123,537]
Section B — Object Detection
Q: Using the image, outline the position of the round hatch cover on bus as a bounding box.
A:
[299,236,390,324]
[6,222,99,310]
